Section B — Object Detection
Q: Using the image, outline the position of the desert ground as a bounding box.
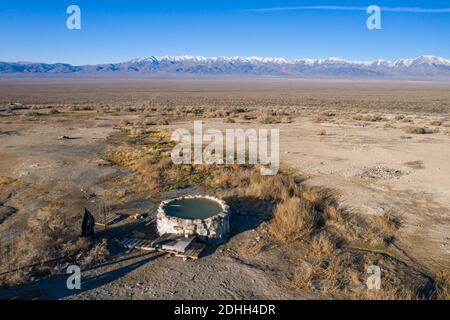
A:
[0,78,449,299]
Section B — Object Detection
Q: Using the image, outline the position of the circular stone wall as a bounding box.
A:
[157,195,231,244]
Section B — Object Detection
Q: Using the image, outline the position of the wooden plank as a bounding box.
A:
[141,240,155,248]
[174,243,206,259]
[151,233,179,248]
[117,234,205,259]
[135,240,147,248]
[134,240,144,248]
[160,235,196,253]
[122,238,132,245]
[118,237,155,250]
[123,238,139,248]
[128,239,140,247]
[95,214,124,227]
[144,218,156,226]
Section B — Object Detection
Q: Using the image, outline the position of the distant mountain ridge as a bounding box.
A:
[1,55,450,78]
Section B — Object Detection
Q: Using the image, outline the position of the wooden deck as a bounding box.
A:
[95,214,125,227]
[117,233,206,260]
[119,238,157,251]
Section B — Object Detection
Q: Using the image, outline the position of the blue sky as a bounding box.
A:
[0,0,449,65]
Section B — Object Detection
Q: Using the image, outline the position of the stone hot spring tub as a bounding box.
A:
[156,195,231,244]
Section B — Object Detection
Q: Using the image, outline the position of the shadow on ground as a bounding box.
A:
[201,195,275,258]
[0,252,164,300]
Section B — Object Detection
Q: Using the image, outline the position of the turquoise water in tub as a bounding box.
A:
[164,198,223,220]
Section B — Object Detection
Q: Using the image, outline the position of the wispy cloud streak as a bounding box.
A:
[244,6,450,13]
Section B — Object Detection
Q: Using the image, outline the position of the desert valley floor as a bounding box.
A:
[0,78,449,299]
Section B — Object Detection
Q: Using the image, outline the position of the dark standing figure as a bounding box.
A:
[81,208,96,238]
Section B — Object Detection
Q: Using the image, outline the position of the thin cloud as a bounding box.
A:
[244,6,450,13]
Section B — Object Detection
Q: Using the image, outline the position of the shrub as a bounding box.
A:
[23,111,39,117]
[224,117,235,123]
[46,108,60,115]
[430,120,442,126]
[374,212,401,236]
[269,197,319,242]
[155,117,169,125]
[403,126,434,134]
[433,272,450,300]
[311,233,336,255]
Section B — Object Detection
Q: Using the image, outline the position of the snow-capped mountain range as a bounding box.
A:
[1,55,450,78]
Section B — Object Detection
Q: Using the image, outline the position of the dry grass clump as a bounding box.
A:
[240,113,257,121]
[46,108,60,115]
[128,127,148,137]
[293,251,362,296]
[432,272,450,300]
[70,105,94,111]
[245,172,426,299]
[430,120,442,126]
[130,104,297,125]
[312,115,328,123]
[117,121,172,138]
[0,204,110,288]
[280,116,293,124]
[373,212,401,238]
[296,186,335,212]
[23,111,40,117]
[0,176,14,189]
[155,117,169,125]
[353,114,385,122]
[359,282,417,300]
[105,126,195,191]
[257,114,278,124]
[292,245,430,299]
[79,238,110,267]
[237,239,267,256]
[313,111,336,123]
[258,113,292,124]
[400,117,413,123]
[293,265,315,290]
[122,107,137,113]
[323,203,343,222]
[104,146,150,167]
[203,108,232,119]
[224,117,236,123]
[311,233,336,255]
[141,118,156,126]
[244,171,299,201]
[149,128,172,140]
[270,198,319,242]
[403,126,435,134]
